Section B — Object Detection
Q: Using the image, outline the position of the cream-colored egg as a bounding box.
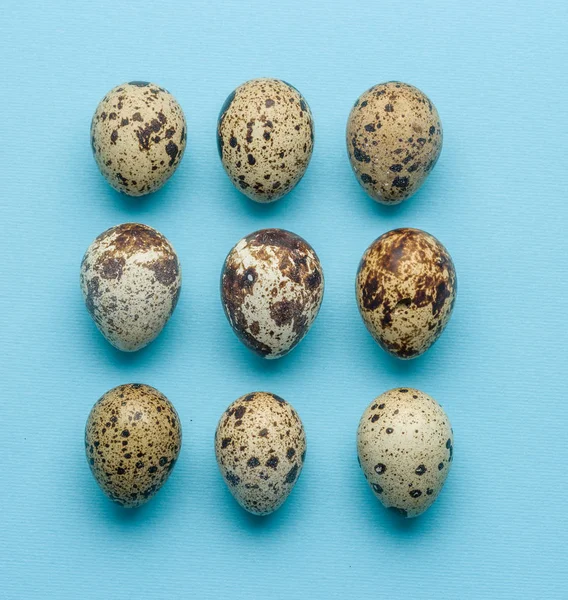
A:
[85,384,182,507]
[215,392,306,515]
[220,228,324,358]
[80,223,181,351]
[346,81,442,204]
[357,388,453,517]
[356,228,456,359]
[91,82,186,196]
[217,78,314,203]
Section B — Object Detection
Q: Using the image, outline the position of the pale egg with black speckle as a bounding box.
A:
[357,388,453,517]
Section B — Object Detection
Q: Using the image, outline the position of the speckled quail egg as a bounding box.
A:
[357,388,453,517]
[80,223,181,352]
[215,392,306,515]
[217,78,314,203]
[346,81,442,204]
[91,81,186,196]
[356,228,456,359]
[221,228,324,359]
[85,384,182,507]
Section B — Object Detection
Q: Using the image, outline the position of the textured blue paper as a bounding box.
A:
[1,0,567,598]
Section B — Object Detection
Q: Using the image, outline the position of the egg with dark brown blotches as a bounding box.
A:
[357,388,453,518]
[220,228,324,359]
[356,228,456,359]
[215,392,306,515]
[217,78,314,203]
[91,81,186,196]
[85,384,182,507]
[346,81,442,204]
[80,223,181,352]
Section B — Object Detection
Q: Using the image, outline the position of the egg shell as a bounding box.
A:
[356,228,456,359]
[346,81,442,204]
[217,78,314,203]
[357,388,453,518]
[220,228,324,359]
[85,384,182,508]
[80,223,181,352]
[215,392,306,515]
[91,81,186,196]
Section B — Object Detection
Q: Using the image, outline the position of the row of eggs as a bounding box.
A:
[91,78,443,205]
[86,384,453,518]
[81,224,457,360]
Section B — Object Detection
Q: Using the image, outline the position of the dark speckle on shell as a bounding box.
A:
[357,388,453,518]
[356,228,456,359]
[217,78,314,203]
[85,384,182,508]
[346,81,442,204]
[215,392,306,515]
[80,223,182,352]
[220,228,324,359]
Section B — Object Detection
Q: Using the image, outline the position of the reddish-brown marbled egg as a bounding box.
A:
[356,228,456,359]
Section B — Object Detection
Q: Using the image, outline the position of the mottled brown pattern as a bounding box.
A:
[346,82,443,204]
[91,82,186,196]
[357,388,453,517]
[80,223,182,352]
[356,228,456,359]
[220,229,324,359]
[217,78,314,203]
[85,384,182,508]
[214,392,306,515]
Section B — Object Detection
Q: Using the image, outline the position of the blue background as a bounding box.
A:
[1,0,567,598]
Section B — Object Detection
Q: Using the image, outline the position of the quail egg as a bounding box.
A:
[357,388,453,517]
[80,223,181,351]
[221,228,324,358]
[215,391,306,515]
[347,81,442,204]
[91,81,186,196]
[356,228,456,359]
[217,78,314,202]
[85,384,182,507]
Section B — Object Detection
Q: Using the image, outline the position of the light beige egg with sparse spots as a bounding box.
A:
[217,78,314,203]
[85,384,182,507]
[357,388,453,518]
[220,228,324,359]
[347,81,442,204]
[91,81,186,196]
[356,228,457,359]
[215,392,307,515]
[80,223,181,352]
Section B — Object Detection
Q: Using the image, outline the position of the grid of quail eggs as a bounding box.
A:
[82,78,456,518]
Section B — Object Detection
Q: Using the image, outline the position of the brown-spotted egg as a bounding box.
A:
[356,228,456,359]
[91,81,186,196]
[80,223,181,351]
[347,81,442,204]
[217,78,314,203]
[357,388,453,518]
[215,392,306,515]
[85,384,182,507]
[220,228,324,359]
